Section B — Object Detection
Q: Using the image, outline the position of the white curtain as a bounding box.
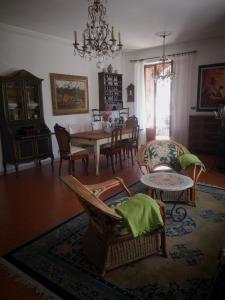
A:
[171,55,195,146]
[134,61,147,144]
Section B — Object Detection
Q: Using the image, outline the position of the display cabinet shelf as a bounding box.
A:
[98,72,123,111]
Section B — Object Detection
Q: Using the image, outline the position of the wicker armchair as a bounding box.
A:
[62,175,167,275]
[137,139,203,207]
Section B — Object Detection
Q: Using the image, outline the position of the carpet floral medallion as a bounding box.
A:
[2,183,225,300]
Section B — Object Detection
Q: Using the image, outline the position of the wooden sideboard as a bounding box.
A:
[188,115,221,154]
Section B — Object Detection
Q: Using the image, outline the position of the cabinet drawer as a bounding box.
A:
[36,136,51,156]
[17,139,35,160]
[189,115,220,154]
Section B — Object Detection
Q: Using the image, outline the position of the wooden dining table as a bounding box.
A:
[71,128,133,175]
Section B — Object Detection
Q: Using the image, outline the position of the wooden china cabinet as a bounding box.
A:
[0,70,54,176]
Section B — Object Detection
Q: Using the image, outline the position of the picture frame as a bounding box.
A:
[50,73,89,115]
[197,63,225,111]
[127,83,134,102]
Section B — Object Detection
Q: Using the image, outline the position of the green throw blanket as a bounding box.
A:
[178,153,206,171]
[115,193,163,238]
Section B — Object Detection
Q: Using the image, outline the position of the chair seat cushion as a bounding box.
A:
[70,145,88,155]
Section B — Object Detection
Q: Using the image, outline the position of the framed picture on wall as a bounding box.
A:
[197,63,225,111]
[50,73,89,115]
[127,83,134,102]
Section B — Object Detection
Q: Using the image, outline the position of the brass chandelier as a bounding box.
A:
[153,32,175,81]
[73,0,123,68]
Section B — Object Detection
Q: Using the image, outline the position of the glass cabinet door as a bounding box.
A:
[5,81,24,121]
[24,81,41,120]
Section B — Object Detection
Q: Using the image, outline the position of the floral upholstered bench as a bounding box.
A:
[137,139,204,207]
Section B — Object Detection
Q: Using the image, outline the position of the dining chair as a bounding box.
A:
[100,127,123,173]
[54,123,89,176]
[125,115,138,128]
[121,125,140,165]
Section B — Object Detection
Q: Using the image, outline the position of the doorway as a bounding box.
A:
[145,62,172,140]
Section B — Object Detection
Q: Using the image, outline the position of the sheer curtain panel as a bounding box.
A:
[171,55,195,146]
[134,61,147,144]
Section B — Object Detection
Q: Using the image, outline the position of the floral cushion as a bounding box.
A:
[141,141,185,170]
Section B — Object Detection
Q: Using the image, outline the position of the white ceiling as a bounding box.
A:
[0,0,225,51]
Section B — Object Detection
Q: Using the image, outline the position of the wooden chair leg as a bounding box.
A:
[190,187,196,207]
[159,203,168,257]
[123,147,126,160]
[127,148,130,158]
[15,163,19,177]
[110,154,115,173]
[85,155,89,175]
[131,147,134,165]
[119,151,123,169]
[59,158,62,176]
[3,161,7,175]
[71,160,75,175]
[68,160,72,175]
[51,155,54,168]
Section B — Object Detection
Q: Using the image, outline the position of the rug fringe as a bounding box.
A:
[0,257,62,300]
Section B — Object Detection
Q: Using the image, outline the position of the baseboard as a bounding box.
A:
[0,158,55,176]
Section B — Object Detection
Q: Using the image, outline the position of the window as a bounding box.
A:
[145,62,172,140]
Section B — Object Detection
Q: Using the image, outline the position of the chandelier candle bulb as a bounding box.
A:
[74,31,77,43]
[111,26,115,40]
[118,32,121,43]
[83,33,86,46]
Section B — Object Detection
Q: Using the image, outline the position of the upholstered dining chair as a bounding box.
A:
[100,127,123,173]
[54,123,89,176]
[61,175,167,275]
[68,123,94,154]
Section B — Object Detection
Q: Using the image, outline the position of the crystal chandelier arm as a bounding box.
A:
[73,0,122,66]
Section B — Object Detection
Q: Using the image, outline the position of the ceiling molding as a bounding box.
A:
[0,22,73,46]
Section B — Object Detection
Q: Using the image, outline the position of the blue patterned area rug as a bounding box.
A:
[2,182,225,300]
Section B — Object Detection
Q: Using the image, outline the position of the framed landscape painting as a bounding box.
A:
[50,73,89,115]
[197,63,225,111]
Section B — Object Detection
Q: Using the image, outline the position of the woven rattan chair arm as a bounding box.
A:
[181,164,203,184]
[61,175,122,220]
[86,177,131,197]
